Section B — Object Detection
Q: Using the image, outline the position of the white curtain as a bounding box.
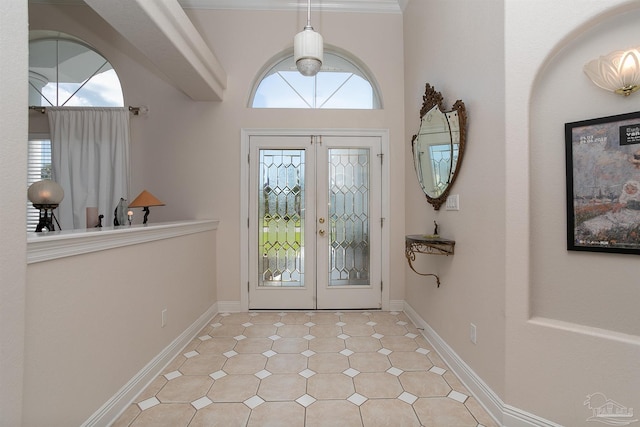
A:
[48,107,130,230]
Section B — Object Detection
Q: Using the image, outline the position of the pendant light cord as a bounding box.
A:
[305,0,312,30]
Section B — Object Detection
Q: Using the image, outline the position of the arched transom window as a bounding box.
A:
[28,31,124,107]
[250,50,381,109]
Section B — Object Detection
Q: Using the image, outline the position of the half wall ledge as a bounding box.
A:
[27,219,219,264]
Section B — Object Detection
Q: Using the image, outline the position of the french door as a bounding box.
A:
[248,134,382,310]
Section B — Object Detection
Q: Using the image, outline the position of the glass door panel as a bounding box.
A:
[258,149,305,288]
[328,148,370,287]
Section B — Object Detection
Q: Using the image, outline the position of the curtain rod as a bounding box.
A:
[28,106,147,115]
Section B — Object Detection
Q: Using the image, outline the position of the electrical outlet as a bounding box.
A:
[162,309,167,328]
[446,194,459,211]
[470,323,477,344]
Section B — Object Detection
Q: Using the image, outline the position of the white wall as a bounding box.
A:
[505,0,640,424]
[0,1,28,426]
[406,1,640,425]
[23,231,217,426]
[403,0,507,398]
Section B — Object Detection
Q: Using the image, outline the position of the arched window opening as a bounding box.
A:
[250,50,382,109]
[29,32,124,107]
[27,32,126,232]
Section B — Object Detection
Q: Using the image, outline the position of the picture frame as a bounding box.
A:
[565,111,640,254]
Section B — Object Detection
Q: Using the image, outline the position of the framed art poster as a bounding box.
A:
[566,111,640,254]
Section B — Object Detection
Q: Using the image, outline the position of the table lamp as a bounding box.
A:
[28,180,64,232]
[128,190,164,224]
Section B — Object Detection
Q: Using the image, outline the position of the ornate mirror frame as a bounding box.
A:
[411,84,467,210]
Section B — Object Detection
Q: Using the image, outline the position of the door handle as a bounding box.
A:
[318,229,326,236]
[318,217,325,224]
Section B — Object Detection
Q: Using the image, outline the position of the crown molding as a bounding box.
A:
[29,0,403,14]
[179,0,402,13]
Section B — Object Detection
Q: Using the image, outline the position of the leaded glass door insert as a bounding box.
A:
[328,148,370,286]
[249,134,381,310]
[259,149,305,288]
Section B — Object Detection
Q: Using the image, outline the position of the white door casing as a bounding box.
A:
[241,129,390,311]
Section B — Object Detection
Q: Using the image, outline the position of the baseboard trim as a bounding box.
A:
[81,302,219,427]
[402,302,562,427]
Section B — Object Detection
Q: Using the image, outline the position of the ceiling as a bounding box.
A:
[28,0,408,101]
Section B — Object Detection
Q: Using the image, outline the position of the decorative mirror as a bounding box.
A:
[411,84,467,210]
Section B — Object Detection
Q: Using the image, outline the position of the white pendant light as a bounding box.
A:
[294,0,323,77]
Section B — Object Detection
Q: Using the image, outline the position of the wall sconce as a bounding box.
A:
[27,180,64,232]
[584,47,640,96]
[128,190,164,224]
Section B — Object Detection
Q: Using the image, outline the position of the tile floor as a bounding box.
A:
[113,311,498,427]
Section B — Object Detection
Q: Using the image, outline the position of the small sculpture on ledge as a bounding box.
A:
[433,220,439,237]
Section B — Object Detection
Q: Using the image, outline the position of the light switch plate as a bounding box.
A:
[446,194,459,211]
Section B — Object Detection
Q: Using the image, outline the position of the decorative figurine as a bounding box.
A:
[433,220,439,236]
[113,198,127,226]
[96,214,103,228]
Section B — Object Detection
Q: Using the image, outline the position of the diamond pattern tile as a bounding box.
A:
[244,395,265,409]
[255,369,272,379]
[164,370,182,381]
[209,370,227,380]
[416,347,430,355]
[115,311,498,427]
[137,397,159,411]
[429,366,447,375]
[448,389,469,403]
[387,366,404,376]
[298,368,316,378]
[398,391,418,405]
[347,392,368,406]
[295,394,316,407]
[343,368,360,378]
[191,396,212,410]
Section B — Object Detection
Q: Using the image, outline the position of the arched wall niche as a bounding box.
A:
[529,3,640,336]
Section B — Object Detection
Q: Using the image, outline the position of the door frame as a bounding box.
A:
[240,128,390,311]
